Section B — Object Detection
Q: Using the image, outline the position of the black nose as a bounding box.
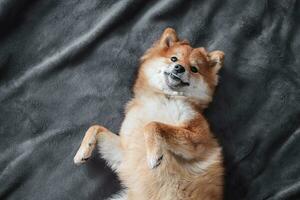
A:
[173,64,185,74]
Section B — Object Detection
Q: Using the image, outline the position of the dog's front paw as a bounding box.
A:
[146,143,163,169]
[147,153,163,169]
[73,142,95,165]
[74,125,107,165]
[144,122,164,169]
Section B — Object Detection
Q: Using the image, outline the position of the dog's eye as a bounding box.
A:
[171,56,178,62]
[190,66,198,73]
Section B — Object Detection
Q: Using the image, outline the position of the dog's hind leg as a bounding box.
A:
[74,125,123,171]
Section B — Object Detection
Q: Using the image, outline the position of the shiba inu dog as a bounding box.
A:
[74,28,225,200]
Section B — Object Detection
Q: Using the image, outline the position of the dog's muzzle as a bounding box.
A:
[164,71,190,89]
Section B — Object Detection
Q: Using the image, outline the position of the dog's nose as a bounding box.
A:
[173,64,185,74]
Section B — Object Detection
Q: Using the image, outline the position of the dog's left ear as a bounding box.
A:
[159,28,179,48]
[208,51,225,74]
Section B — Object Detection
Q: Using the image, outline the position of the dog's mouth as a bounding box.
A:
[164,71,190,89]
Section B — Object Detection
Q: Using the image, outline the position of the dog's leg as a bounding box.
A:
[144,121,216,169]
[74,125,123,171]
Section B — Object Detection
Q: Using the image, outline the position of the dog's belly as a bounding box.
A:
[118,98,196,170]
[115,99,223,200]
[117,140,182,200]
[116,99,193,199]
[117,140,223,200]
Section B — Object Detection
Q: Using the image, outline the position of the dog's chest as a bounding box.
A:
[120,97,196,137]
[144,97,195,123]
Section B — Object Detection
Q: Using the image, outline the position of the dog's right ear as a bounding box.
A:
[208,51,225,74]
[159,28,178,48]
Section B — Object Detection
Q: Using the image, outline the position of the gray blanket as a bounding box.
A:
[0,0,299,199]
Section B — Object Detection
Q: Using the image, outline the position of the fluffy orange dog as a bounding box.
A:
[74,28,225,200]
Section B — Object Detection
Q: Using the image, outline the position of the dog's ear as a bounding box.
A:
[197,47,208,58]
[208,51,225,74]
[159,28,179,48]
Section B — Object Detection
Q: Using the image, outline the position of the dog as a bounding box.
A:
[74,28,225,200]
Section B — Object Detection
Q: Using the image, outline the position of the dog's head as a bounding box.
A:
[135,28,224,105]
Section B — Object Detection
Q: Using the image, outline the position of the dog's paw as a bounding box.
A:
[73,142,95,165]
[147,153,163,169]
[73,125,108,165]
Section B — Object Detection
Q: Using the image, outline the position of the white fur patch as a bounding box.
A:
[185,75,212,102]
[144,58,170,92]
[120,95,196,138]
[98,135,123,171]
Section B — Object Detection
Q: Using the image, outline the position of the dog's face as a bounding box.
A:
[137,28,224,104]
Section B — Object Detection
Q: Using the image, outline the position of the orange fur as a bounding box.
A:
[74,28,225,200]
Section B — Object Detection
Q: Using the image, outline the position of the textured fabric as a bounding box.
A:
[0,0,300,199]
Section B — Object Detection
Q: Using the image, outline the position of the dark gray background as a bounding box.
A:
[0,0,300,199]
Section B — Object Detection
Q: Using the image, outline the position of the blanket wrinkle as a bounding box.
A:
[271,179,300,200]
[0,0,136,96]
[0,128,59,164]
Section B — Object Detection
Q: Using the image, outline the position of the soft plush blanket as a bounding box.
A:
[0,0,299,199]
